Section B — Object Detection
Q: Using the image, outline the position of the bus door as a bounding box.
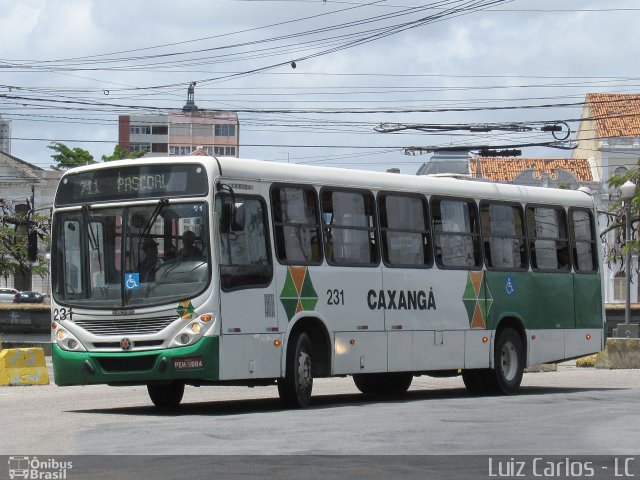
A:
[523,206,574,363]
[569,208,603,356]
[215,192,282,379]
[379,194,468,372]
[319,188,385,374]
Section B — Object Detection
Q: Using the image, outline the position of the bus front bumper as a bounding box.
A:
[52,336,219,386]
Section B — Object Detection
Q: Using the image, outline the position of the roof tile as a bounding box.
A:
[586,93,640,137]
[469,157,593,182]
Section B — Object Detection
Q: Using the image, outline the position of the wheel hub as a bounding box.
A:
[297,351,312,392]
[500,340,518,381]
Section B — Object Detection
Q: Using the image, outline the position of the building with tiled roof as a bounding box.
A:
[573,92,640,307]
[573,93,640,186]
[586,93,640,138]
[469,157,594,185]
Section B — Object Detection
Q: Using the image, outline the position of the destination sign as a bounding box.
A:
[55,164,208,206]
[117,173,172,193]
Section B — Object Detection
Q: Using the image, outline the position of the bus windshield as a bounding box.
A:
[51,202,210,308]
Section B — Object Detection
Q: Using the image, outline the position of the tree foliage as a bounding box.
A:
[0,203,49,284]
[49,143,96,170]
[101,145,147,162]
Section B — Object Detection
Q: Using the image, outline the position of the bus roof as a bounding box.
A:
[218,157,596,208]
[62,156,596,208]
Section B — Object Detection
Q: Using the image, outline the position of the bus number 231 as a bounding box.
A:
[327,289,344,305]
[53,308,74,321]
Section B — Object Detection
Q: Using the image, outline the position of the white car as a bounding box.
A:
[0,288,18,303]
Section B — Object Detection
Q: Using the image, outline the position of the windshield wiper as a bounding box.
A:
[138,198,168,247]
[82,204,98,250]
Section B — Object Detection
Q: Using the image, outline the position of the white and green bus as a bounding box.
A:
[51,156,604,408]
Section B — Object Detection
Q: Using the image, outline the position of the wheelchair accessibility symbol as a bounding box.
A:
[125,273,140,290]
[505,276,515,295]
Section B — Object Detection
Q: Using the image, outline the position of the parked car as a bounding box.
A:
[13,291,45,304]
[0,288,19,303]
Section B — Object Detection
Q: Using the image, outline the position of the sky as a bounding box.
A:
[1,0,640,174]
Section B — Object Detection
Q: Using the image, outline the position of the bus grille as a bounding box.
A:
[97,355,158,372]
[73,316,177,336]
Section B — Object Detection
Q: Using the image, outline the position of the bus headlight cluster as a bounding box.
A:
[169,313,215,348]
[53,327,86,352]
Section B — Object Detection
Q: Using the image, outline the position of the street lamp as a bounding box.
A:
[620,180,636,327]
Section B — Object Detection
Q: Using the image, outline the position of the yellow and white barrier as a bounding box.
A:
[0,348,50,385]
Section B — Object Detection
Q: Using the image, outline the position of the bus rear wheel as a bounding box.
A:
[353,372,413,395]
[278,332,313,408]
[487,328,524,395]
[147,381,185,408]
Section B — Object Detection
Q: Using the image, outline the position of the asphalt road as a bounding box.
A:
[2,360,640,457]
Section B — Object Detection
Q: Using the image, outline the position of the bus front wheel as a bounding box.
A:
[278,332,313,408]
[147,381,185,408]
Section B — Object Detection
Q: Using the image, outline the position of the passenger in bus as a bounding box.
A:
[138,238,160,281]
[179,230,202,258]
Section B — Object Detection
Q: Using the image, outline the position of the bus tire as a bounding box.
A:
[488,327,524,395]
[353,372,413,395]
[147,381,184,408]
[278,331,313,408]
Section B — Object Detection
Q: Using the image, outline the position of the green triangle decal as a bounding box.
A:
[462,276,478,301]
[280,269,298,299]
[300,297,318,311]
[300,270,318,299]
[281,298,299,321]
[463,299,476,323]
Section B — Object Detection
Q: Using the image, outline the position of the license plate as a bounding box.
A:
[173,356,204,370]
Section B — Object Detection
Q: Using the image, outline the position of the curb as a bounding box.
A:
[0,348,50,385]
[597,338,640,369]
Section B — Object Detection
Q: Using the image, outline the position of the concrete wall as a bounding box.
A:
[0,306,50,334]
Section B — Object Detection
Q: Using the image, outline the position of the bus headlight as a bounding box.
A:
[169,313,214,348]
[54,328,86,352]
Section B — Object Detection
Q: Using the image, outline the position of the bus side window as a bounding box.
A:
[526,206,571,272]
[378,193,432,268]
[569,208,598,273]
[270,185,322,265]
[431,198,481,269]
[321,189,378,266]
[480,202,527,271]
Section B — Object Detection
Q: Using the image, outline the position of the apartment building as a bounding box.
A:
[118,84,239,157]
[118,111,239,157]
